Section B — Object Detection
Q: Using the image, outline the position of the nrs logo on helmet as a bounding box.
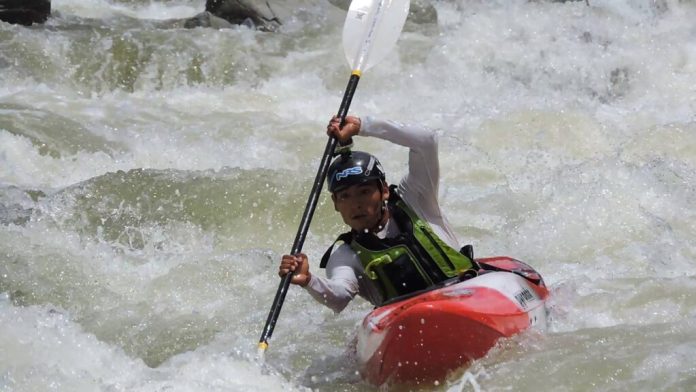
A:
[335,166,363,181]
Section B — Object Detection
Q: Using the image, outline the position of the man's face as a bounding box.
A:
[331,181,389,232]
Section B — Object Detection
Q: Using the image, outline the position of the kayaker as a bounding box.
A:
[278,115,476,312]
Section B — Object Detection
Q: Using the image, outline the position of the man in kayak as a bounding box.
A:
[278,115,476,312]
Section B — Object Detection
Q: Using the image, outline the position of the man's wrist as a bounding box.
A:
[300,271,312,287]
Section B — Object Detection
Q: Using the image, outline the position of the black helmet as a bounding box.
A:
[327,151,386,193]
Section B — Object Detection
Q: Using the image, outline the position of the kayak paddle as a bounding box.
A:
[258,0,411,358]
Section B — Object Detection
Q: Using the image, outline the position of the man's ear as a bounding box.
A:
[331,193,338,211]
[381,183,390,201]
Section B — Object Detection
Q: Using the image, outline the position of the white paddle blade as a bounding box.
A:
[342,0,410,73]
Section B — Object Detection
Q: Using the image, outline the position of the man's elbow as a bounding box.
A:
[321,289,355,313]
[426,131,438,148]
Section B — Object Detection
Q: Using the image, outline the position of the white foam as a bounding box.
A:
[52,0,202,20]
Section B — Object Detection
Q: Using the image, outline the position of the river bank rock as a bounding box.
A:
[0,0,50,26]
[184,0,281,31]
[327,0,438,25]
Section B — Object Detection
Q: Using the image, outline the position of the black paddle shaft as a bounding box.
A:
[259,73,361,348]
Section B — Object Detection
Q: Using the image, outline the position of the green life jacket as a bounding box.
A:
[320,186,475,304]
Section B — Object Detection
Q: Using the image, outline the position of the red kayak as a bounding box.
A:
[356,257,549,386]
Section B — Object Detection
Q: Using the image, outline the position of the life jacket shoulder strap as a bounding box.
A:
[387,184,402,203]
[319,232,354,268]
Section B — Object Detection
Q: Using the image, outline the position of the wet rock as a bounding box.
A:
[0,0,50,26]
[184,0,281,31]
[183,11,235,29]
[328,0,438,25]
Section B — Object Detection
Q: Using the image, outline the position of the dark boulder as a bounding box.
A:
[0,0,50,26]
[185,0,281,31]
[183,11,236,29]
[327,0,438,25]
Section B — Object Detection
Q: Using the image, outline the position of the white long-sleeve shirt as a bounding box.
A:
[304,117,461,313]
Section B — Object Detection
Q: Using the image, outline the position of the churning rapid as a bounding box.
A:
[2,0,696,391]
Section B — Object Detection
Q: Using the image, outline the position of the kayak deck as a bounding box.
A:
[356,257,549,386]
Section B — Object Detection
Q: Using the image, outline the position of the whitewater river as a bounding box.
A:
[2,0,696,390]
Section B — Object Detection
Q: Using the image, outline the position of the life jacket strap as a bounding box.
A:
[319,232,353,268]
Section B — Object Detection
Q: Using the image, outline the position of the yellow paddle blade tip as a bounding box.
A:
[258,342,268,350]
[351,70,362,77]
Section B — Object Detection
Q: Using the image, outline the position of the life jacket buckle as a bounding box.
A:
[364,254,393,280]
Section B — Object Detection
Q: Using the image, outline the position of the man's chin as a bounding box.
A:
[350,222,377,233]
[348,221,367,232]
[349,225,365,232]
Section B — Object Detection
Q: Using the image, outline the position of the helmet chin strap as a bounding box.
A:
[367,199,389,234]
[374,181,390,232]
[359,181,390,234]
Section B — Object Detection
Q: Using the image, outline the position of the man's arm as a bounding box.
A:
[359,117,460,248]
[304,243,384,312]
[303,245,361,313]
[360,117,440,209]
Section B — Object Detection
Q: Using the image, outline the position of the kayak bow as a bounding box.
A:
[356,256,549,386]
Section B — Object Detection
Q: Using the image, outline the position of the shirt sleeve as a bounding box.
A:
[303,243,383,313]
[360,117,460,248]
[360,117,440,203]
[303,245,360,313]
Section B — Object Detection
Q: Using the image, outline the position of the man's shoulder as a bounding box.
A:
[330,242,357,257]
[326,242,360,267]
